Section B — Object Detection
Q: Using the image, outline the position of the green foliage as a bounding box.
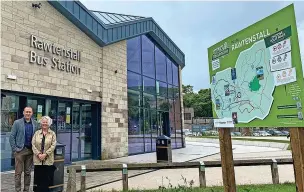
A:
[182,85,212,117]
[91,183,296,192]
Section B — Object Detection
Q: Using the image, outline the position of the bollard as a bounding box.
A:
[199,161,206,188]
[271,159,279,184]
[81,165,86,192]
[122,164,128,191]
[67,167,76,192]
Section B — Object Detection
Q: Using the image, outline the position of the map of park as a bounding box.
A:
[211,40,275,123]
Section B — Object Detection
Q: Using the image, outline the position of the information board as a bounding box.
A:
[208,4,304,127]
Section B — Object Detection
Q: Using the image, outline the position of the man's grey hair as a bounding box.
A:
[39,116,53,127]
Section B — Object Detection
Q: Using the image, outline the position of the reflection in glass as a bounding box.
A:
[45,99,57,131]
[168,85,174,99]
[56,102,72,163]
[128,71,142,91]
[142,36,155,78]
[27,98,45,122]
[167,58,173,84]
[143,109,152,152]
[155,46,167,82]
[156,81,167,97]
[127,36,141,73]
[81,104,92,159]
[128,90,141,108]
[143,76,155,95]
[157,97,169,111]
[128,107,144,154]
[151,110,157,152]
[172,63,179,86]
[1,95,19,171]
[143,93,156,109]
[72,103,80,160]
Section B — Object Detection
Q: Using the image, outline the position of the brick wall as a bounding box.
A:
[1,1,102,101]
[101,41,128,159]
[1,1,128,159]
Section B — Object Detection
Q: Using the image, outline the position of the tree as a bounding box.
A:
[182,84,212,117]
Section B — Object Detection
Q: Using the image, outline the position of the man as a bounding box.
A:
[9,107,38,192]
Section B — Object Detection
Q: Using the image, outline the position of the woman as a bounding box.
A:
[32,116,57,192]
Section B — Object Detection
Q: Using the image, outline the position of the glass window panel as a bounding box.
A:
[57,102,72,163]
[128,90,141,108]
[142,35,155,78]
[27,98,45,122]
[128,107,144,154]
[155,46,167,82]
[127,36,141,73]
[168,84,174,99]
[167,58,173,84]
[1,94,19,171]
[156,81,167,97]
[157,96,169,111]
[143,76,155,95]
[72,103,80,160]
[127,71,142,91]
[45,99,57,131]
[173,86,180,99]
[143,109,152,152]
[143,93,156,109]
[172,63,179,86]
[81,104,92,159]
[151,110,157,152]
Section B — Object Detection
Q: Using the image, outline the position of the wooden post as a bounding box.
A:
[271,159,279,184]
[122,164,128,191]
[80,165,86,192]
[290,128,304,192]
[219,128,236,192]
[199,161,206,188]
[66,167,76,192]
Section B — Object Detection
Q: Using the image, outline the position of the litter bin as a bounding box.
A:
[156,135,172,163]
[33,142,65,192]
[49,142,65,192]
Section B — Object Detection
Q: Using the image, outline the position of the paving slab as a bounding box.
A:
[1,141,220,192]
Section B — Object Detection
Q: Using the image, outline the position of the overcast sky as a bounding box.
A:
[81,0,304,92]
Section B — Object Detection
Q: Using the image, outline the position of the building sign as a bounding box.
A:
[29,35,81,75]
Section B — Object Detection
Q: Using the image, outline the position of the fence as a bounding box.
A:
[66,158,293,192]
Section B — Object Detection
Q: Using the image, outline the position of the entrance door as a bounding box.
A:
[72,103,93,161]
[56,101,72,163]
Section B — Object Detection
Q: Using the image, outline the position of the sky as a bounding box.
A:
[81,0,304,92]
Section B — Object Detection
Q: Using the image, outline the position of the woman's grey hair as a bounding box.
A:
[39,116,53,127]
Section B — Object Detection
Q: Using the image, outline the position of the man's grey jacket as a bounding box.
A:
[9,118,38,152]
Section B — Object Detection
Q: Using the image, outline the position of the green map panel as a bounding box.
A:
[208,4,304,127]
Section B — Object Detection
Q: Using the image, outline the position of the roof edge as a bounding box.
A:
[48,0,185,68]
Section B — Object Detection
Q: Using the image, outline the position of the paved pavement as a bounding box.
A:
[1,141,292,192]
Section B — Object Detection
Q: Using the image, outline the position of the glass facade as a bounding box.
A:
[127,35,183,155]
[0,92,101,171]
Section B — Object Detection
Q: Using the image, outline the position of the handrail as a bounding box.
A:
[66,158,293,192]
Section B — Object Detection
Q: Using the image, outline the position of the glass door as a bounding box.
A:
[27,98,45,122]
[81,104,92,159]
[56,101,72,163]
[72,103,80,160]
[71,103,93,161]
